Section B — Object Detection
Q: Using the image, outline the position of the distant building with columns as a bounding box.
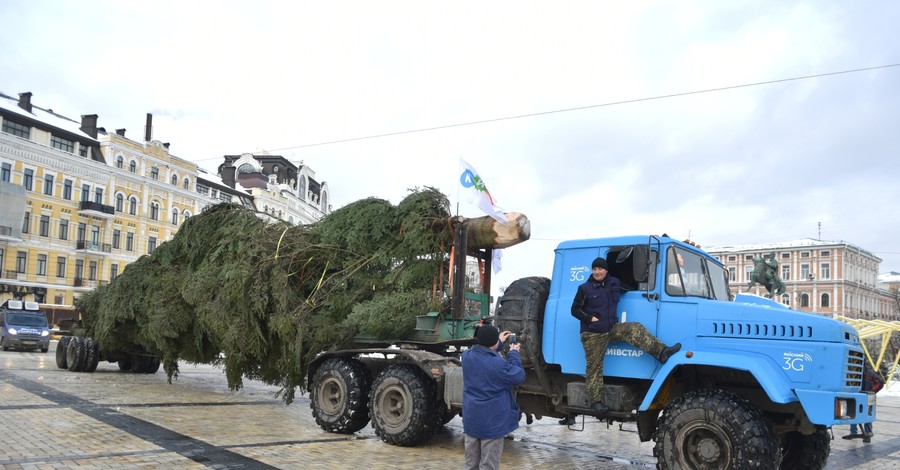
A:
[707,239,898,321]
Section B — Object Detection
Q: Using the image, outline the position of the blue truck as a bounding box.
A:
[307,227,874,469]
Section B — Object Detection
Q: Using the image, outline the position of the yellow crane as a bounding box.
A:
[836,316,900,387]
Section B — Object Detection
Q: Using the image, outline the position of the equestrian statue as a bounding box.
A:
[748,251,786,299]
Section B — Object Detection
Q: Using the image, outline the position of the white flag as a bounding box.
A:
[459,158,507,226]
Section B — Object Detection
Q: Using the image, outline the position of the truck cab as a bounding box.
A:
[1,299,51,353]
[517,234,874,468]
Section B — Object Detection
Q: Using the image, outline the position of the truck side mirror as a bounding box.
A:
[632,245,650,282]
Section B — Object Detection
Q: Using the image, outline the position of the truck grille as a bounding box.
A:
[846,349,864,389]
[711,322,813,339]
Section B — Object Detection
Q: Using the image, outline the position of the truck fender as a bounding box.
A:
[638,350,798,411]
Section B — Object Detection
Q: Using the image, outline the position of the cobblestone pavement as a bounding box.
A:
[1,342,899,469]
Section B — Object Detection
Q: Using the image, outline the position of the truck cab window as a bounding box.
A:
[666,248,712,298]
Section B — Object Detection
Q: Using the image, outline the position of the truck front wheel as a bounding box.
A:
[779,428,830,470]
[310,358,370,434]
[653,389,781,469]
[369,364,439,446]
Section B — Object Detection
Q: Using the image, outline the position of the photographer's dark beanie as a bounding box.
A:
[592,257,608,270]
[475,325,500,347]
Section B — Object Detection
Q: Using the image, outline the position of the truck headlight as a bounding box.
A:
[7,328,17,335]
[41,330,50,337]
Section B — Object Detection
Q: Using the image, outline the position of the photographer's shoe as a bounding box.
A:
[558,415,576,425]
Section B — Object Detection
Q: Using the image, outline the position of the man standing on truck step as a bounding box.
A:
[462,324,525,470]
[573,257,681,414]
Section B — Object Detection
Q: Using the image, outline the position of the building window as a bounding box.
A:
[112,229,120,249]
[148,236,157,254]
[172,208,179,225]
[37,254,47,276]
[57,256,66,278]
[321,191,328,211]
[110,263,118,280]
[126,233,134,251]
[116,194,124,212]
[43,174,54,195]
[51,135,75,153]
[81,184,90,202]
[116,156,124,169]
[77,223,86,242]
[800,264,810,280]
[197,184,209,196]
[781,294,790,306]
[800,293,810,308]
[171,174,178,185]
[727,266,736,282]
[75,259,84,280]
[94,187,103,204]
[150,167,159,180]
[821,250,830,257]
[129,160,136,173]
[820,263,830,280]
[0,249,3,272]
[781,265,790,281]
[90,226,100,244]
[745,254,753,260]
[63,179,72,200]
[59,219,68,240]
[16,251,27,273]
[129,197,137,215]
[183,178,190,190]
[2,119,30,138]
[800,251,810,258]
[0,162,10,182]
[781,253,790,259]
[150,202,159,220]
[22,212,30,234]
[88,261,97,281]
[24,168,34,190]
[821,293,830,308]
[744,265,753,283]
[39,215,49,237]
[78,144,88,158]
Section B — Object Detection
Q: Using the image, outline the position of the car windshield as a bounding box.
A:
[5,312,48,327]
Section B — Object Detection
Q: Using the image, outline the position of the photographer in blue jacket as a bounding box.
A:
[462,324,525,470]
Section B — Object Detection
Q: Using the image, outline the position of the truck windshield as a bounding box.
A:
[5,313,49,328]
[666,248,714,299]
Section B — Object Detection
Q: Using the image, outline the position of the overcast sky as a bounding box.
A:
[2,0,899,291]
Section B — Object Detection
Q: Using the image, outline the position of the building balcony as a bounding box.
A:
[76,240,113,255]
[78,200,115,218]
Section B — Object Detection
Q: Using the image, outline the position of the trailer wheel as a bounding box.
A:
[147,356,161,374]
[653,389,781,469]
[66,337,88,372]
[117,357,132,371]
[55,336,71,369]
[780,428,830,470]
[310,358,370,434]
[369,364,439,446]
[84,337,100,372]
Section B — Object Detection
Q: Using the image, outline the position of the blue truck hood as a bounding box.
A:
[695,293,859,345]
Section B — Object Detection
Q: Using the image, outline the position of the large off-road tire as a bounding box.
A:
[55,336,71,369]
[130,354,152,373]
[66,336,88,372]
[653,389,781,469]
[117,356,132,371]
[369,364,440,446]
[310,358,370,434]
[83,337,100,372]
[779,428,830,470]
[1,337,9,351]
[494,276,550,367]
